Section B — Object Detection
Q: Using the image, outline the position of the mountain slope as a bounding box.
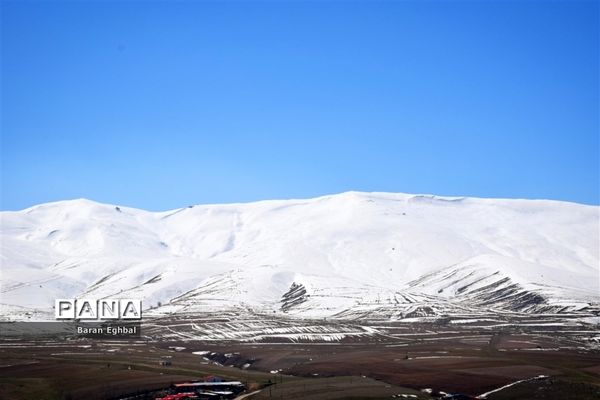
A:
[1,192,598,321]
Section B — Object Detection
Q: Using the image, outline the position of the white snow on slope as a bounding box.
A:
[0,192,598,320]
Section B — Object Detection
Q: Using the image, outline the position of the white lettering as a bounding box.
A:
[55,299,75,319]
[54,298,142,320]
[76,299,97,319]
[120,299,142,319]
[100,299,119,319]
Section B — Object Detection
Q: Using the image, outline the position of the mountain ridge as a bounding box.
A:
[9,190,600,214]
[1,191,598,322]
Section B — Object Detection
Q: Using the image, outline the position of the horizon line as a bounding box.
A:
[2,190,598,213]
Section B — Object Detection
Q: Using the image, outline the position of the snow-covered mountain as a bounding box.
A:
[1,192,598,321]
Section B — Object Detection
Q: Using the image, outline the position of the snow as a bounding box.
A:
[478,375,548,398]
[1,191,598,321]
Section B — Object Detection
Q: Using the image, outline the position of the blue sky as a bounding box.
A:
[1,1,598,210]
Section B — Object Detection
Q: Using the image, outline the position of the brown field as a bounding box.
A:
[1,323,599,400]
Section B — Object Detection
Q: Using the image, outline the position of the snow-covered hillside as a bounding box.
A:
[1,192,598,321]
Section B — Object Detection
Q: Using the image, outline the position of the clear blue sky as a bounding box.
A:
[1,1,598,210]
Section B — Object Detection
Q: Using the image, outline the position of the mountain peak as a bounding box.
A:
[2,191,597,321]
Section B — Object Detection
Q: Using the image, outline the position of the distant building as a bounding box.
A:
[172,381,245,398]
